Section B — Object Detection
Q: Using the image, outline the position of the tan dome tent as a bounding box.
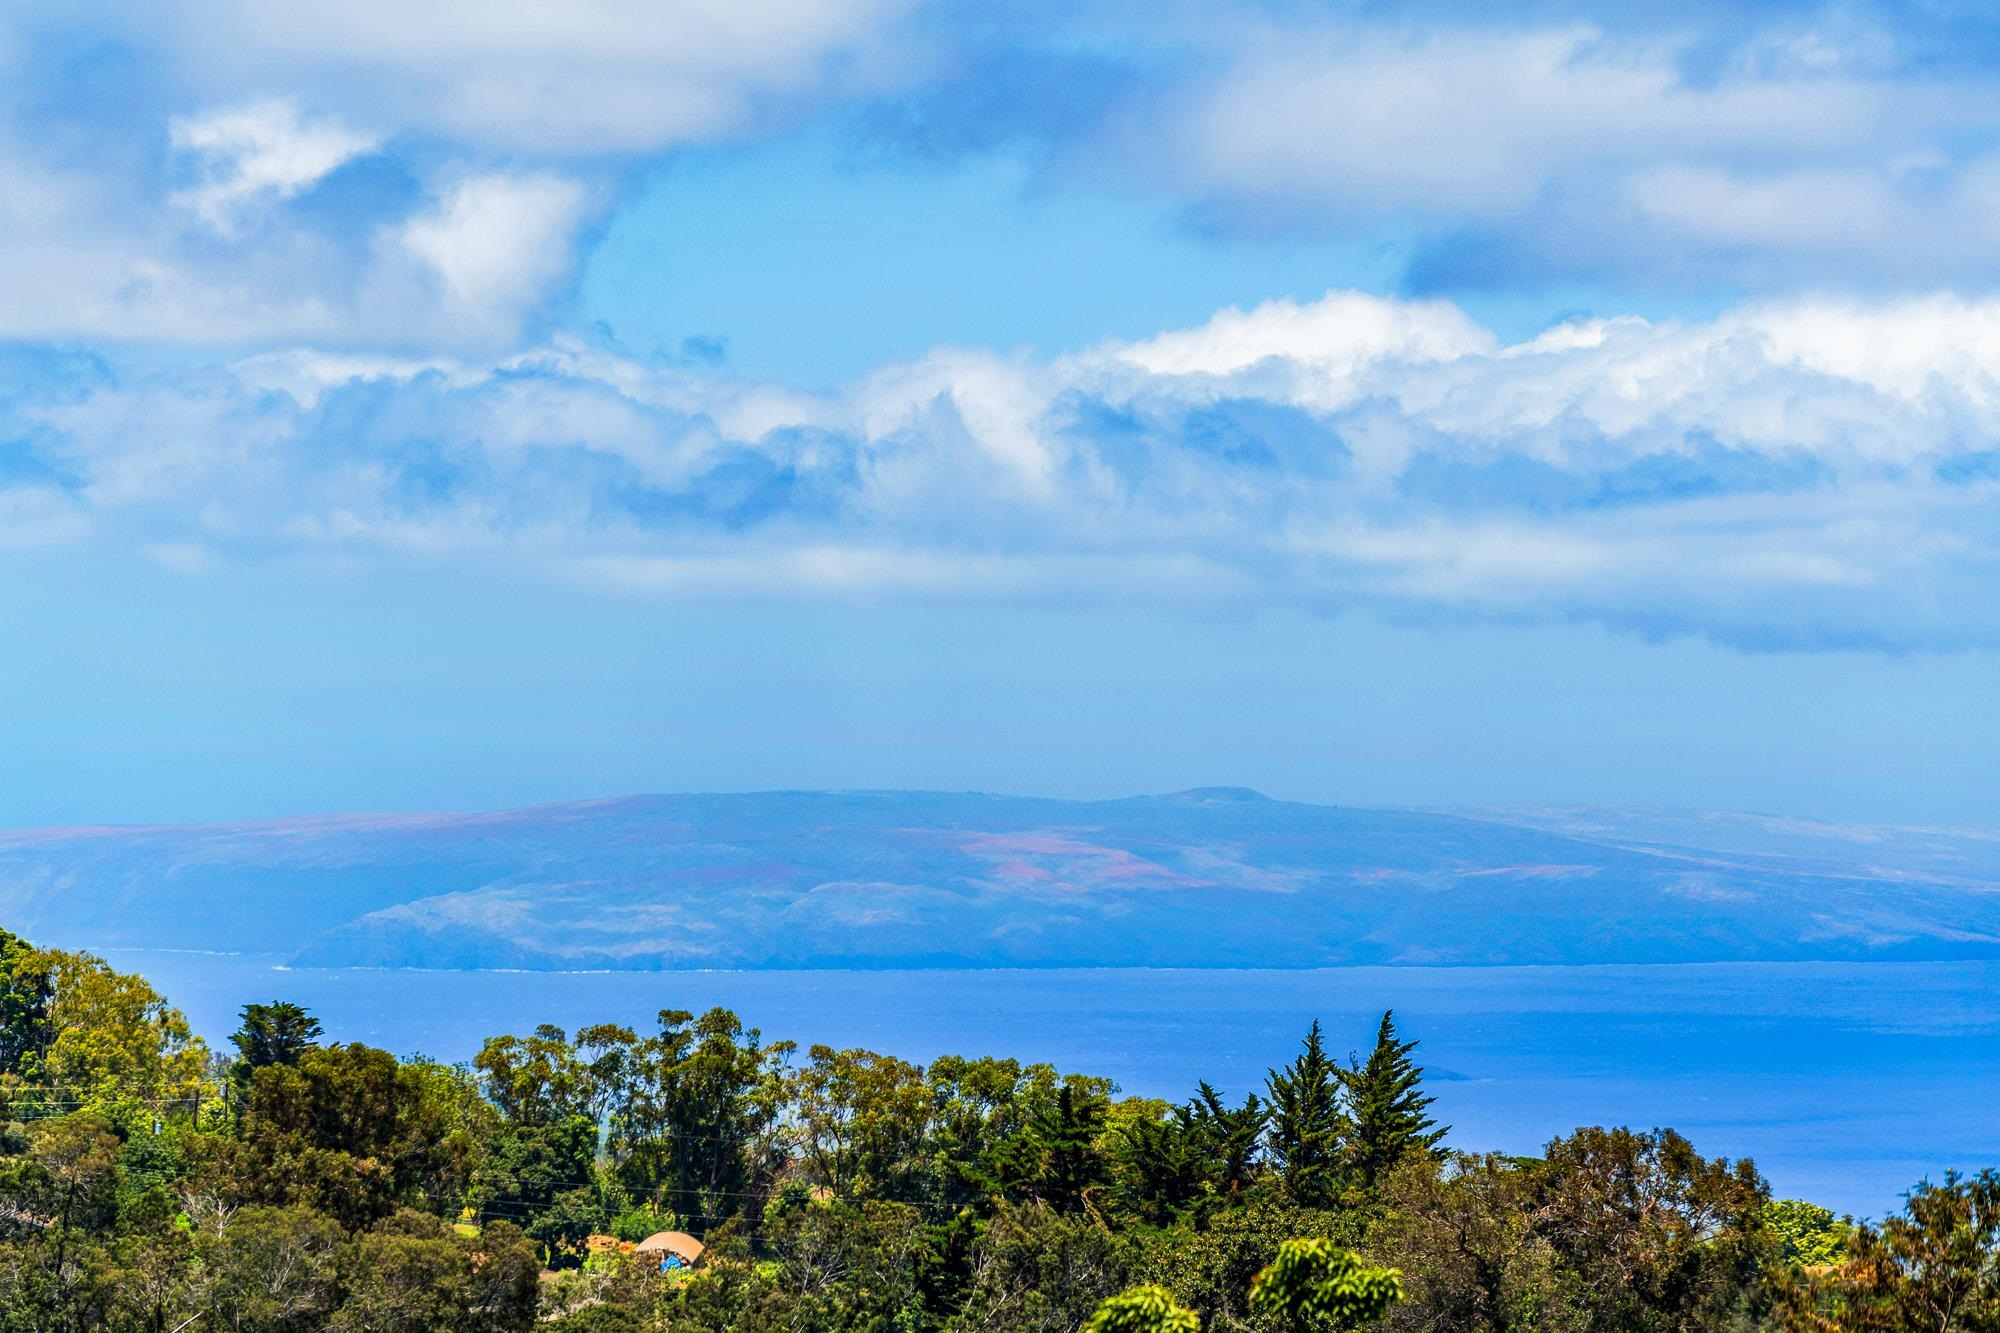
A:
[634,1231,704,1271]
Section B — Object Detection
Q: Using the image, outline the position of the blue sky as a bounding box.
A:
[2,0,1999,826]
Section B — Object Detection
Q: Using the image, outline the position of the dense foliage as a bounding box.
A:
[0,929,1992,1330]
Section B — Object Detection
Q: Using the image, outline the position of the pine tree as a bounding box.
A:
[1265,1020,1348,1207]
[1188,1080,1266,1200]
[229,1000,324,1085]
[1034,1082,1109,1214]
[983,1079,1111,1214]
[1341,1009,1447,1201]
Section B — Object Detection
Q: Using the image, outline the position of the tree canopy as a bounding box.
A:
[0,925,1987,1332]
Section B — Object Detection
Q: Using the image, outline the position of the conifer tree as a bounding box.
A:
[1188,1080,1266,1199]
[230,1001,324,1087]
[1341,1010,1446,1201]
[1266,1020,1349,1206]
[1035,1082,1110,1214]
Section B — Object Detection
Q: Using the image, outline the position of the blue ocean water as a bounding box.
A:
[111,953,1999,1221]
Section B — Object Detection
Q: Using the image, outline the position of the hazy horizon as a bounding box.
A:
[9,783,2000,838]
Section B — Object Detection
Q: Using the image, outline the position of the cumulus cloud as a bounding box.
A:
[0,0,852,346]
[8,291,2000,651]
[13,2,2000,350]
[1145,20,2000,283]
[170,100,380,233]
[399,173,590,329]
[12,1,2000,313]
[0,110,586,347]
[1110,291,1493,380]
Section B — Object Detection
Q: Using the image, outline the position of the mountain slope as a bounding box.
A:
[1,790,1996,969]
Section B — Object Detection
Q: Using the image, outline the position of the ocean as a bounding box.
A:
[108,952,1999,1221]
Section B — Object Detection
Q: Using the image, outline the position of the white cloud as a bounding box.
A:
[399,173,589,331]
[858,351,1061,493]
[228,349,469,408]
[129,0,918,153]
[1625,165,1905,253]
[1735,296,2000,405]
[12,289,2000,650]
[0,0,874,350]
[1176,27,1896,215]
[1104,291,1494,399]
[12,1,2000,331]
[170,100,379,233]
[0,163,587,348]
[0,98,585,348]
[1151,20,2000,280]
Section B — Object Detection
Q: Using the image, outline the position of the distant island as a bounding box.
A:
[3,790,1995,971]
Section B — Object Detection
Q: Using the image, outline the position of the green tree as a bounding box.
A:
[105,1223,204,1333]
[524,1187,607,1267]
[1341,1011,1446,1203]
[1085,1284,1202,1333]
[0,928,53,1091]
[756,1196,933,1331]
[988,1081,1111,1216]
[609,1007,793,1229]
[1532,1126,1774,1332]
[195,1203,346,1331]
[474,1023,633,1128]
[1772,1170,2000,1332]
[398,1057,503,1207]
[1250,1237,1404,1330]
[15,947,209,1124]
[608,1201,678,1242]
[330,1210,538,1332]
[19,1113,122,1278]
[1765,1197,1850,1269]
[954,1202,1131,1332]
[1135,1202,1358,1330]
[923,1056,1112,1212]
[1115,1102,1209,1226]
[470,1112,602,1259]
[1267,1021,1349,1207]
[1187,1080,1266,1201]
[1373,1151,1564,1333]
[790,1043,930,1201]
[225,1044,490,1227]
[0,1112,125,1330]
[229,1001,324,1085]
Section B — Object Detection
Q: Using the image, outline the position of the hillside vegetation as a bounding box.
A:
[2,925,1995,1330]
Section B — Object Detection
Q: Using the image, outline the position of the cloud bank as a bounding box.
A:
[6,291,2000,651]
[8,4,2000,351]
[855,6,2000,287]
[9,3,2000,343]
[5,3,2000,657]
